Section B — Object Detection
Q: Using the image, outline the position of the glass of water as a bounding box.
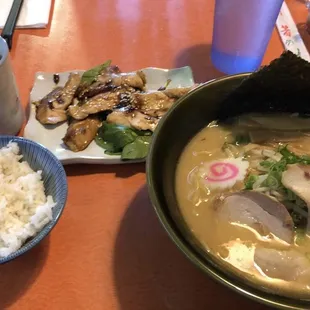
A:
[211,0,284,75]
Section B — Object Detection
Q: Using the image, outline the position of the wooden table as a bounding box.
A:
[1,0,308,309]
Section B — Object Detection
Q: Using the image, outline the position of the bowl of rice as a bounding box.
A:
[0,136,67,264]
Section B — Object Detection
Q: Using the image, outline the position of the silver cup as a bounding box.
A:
[0,37,23,135]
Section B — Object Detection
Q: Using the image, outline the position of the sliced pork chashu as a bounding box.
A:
[63,116,101,152]
[216,191,294,243]
[254,248,310,283]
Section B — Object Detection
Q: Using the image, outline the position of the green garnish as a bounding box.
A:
[279,145,310,165]
[296,228,306,245]
[291,211,305,226]
[279,145,300,164]
[259,160,274,169]
[285,189,306,207]
[245,146,308,192]
[122,136,152,160]
[81,60,112,85]
[158,79,172,91]
[244,174,258,189]
[94,136,122,155]
[95,122,152,160]
[244,145,309,231]
[100,122,138,150]
[263,174,279,190]
[295,222,308,245]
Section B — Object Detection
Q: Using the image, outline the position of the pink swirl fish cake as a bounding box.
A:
[198,158,249,189]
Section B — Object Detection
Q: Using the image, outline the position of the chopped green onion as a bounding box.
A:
[244,174,259,190]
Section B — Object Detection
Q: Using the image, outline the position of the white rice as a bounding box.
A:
[0,142,56,258]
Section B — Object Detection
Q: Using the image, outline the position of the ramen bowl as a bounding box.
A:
[146,74,310,309]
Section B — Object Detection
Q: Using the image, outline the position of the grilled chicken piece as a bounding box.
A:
[77,82,115,100]
[98,65,121,78]
[76,65,122,100]
[63,116,101,152]
[35,87,67,125]
[35,73,81,125]
[107,110,158,132]
[217,191,294,243]
[97,70,146,90]
[163,87,192,98]
[68,92,119,120]
[36,104,67,125]
[132,87,192,117]
[52,73,81,109]
[69,87,191,120]
[132,91,174,117]
[282,164,310,233]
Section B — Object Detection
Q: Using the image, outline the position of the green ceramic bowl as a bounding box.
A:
[146,74,310,310]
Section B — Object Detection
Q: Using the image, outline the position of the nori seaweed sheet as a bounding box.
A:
[217,51,310,121]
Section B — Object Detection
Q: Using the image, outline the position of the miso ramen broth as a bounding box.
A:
[176,114,310,298]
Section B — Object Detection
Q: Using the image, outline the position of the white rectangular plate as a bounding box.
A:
[24,66,195,165]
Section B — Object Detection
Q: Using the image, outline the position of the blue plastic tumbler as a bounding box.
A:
[211,0,284,75]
